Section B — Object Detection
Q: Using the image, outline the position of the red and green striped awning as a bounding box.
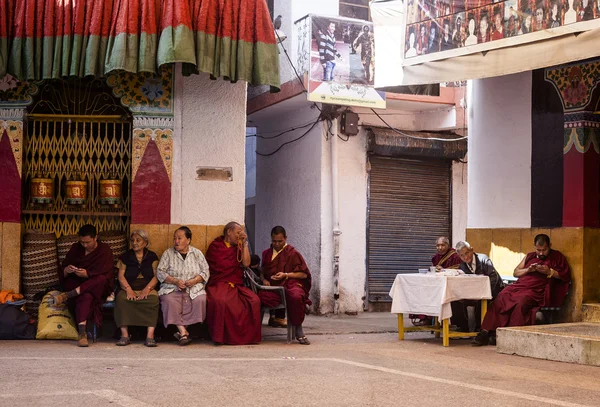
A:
[0,0,280,91]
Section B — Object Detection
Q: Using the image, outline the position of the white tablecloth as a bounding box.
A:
[389,273,492,320]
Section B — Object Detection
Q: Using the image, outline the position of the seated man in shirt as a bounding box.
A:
[452,241,504,333]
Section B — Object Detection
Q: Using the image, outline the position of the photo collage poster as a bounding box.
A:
[404,0,600,59]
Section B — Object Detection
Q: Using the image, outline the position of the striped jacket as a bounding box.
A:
[318,30,337,63]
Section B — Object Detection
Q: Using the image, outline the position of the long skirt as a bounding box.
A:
[114,290,159,327]
[160,291,206,327]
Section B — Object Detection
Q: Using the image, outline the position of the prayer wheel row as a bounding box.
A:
[30,178,123,206]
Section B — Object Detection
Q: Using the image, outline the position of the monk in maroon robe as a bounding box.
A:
[411,236,462,326]
[473,234,570,346]
[432,236,462,270]
[54,224,114,347]
[260,226,312,345]
[205,222,261,345]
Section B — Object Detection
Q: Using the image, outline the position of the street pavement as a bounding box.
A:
[1,313,599,407]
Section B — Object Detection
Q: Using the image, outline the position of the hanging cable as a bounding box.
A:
[246,120,318,140]
[256,118,322,157]
[275,30,322,112]
[370,108,468,142]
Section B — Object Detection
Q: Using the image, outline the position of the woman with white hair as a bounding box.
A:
[114,230,160,347]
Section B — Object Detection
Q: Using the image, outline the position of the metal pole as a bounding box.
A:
[331,118,341,314]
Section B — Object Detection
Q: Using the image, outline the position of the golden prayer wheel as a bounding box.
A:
[30,178,53,204]
[65,180,87,205]
[98,179,122,206]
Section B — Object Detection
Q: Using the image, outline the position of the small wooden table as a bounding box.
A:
[389,273,492,347]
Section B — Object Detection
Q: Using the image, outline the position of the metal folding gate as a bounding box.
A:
[367,156,451,302]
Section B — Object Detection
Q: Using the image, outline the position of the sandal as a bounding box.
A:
[297,336,311,345]
[174,332,192,346]
[144,338,157,347]
[116,336,131,346]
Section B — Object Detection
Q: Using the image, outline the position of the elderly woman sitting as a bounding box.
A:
[115,230,160,347]
[157,226,210,346]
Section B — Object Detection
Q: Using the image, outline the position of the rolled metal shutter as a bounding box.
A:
[368,156,451,302]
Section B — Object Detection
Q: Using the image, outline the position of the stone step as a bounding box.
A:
[582,303,600,322]
[496,323,600,366]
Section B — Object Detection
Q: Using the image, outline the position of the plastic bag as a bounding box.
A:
[36,291,78,340]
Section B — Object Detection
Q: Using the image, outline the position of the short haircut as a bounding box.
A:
[437,236,450,245]
[223,221,241,237]
[131,229,150,245]
[176,226,192,240]
[455,241,472,252]
[534,234,550,246]
[493,6,502,16]
[271,225,287,237]
[79,224,97,238]
[443,18,450,26]
[250,254,260,267]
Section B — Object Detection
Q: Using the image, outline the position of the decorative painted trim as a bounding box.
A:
[133,115,174,130]
[564,127,600,154]
[132,128,173,183]
[545,60,600,112]
[0,75,40,108]
[0,108,25,121]
[106,66,174,115]
[0,120,23,178]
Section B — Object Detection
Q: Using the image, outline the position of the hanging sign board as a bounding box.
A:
[295,14,386,109]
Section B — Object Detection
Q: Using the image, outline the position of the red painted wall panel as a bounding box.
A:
[563,148,600,227]
[131,141,171,224]
[0,130,21,222]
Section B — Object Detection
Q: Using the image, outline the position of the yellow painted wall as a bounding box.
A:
[465,227,599,322]
[130,224,226,258]
[0,222,22,292]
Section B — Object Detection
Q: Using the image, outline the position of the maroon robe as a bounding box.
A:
[205,237,261,345]
[260,245,312,326]
[481,249,570,331]
[431,249,461,269]
[60,241,114,325]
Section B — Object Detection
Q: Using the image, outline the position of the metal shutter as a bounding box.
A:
[368,156,451,302]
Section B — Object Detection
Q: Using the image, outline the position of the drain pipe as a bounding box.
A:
[331,118,342,314]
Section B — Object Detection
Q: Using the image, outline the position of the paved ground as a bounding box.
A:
[1,314,599,407]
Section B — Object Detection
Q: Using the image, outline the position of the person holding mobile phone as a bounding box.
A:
[52,224,114,347]
[472,234,571,346]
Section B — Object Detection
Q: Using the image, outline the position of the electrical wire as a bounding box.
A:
[256,118,322,157]
[275,30,322,112]
[246,120,317,140]
[370,108,468,142]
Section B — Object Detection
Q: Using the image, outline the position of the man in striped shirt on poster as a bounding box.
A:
[318,21,341,82]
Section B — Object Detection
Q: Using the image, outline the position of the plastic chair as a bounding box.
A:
[243,268,295,343]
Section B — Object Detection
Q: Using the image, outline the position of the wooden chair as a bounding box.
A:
[243,268,295,343]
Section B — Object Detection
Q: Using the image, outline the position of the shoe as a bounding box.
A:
[268,317,287,328]
[471,331,489,346]
[144,338,157,347]
[77,332,89,347]
[174,332,191,346]
[297,336,311,345]
[116,336,131,346]
[489,335,497,346]
[51,292,69,306]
